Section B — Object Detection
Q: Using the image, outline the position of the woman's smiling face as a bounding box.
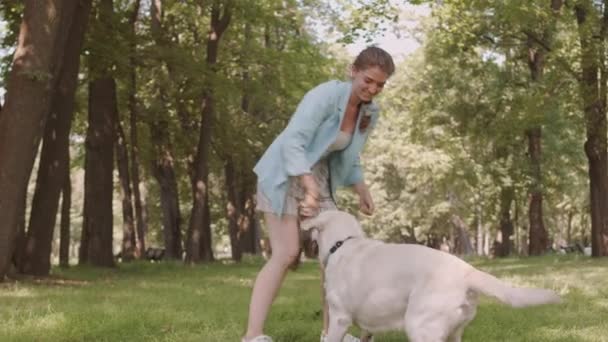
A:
[350,66,389,103]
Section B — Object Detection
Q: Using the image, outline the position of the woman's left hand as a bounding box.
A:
[353,182,374,215]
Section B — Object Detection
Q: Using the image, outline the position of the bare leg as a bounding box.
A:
[243,213,300,340]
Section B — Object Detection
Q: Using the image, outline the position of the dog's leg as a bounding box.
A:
[325,315,350,342]
[447,303,475,342]
[360,330,374,342]
[447,325,465,342]
[404,295,450,342]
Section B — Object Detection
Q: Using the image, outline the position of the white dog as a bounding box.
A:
[301,210,561,342]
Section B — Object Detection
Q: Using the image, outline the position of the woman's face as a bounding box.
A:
[351,66,389,103]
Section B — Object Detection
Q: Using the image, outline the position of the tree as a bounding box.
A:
[574,0,608,256]
[148,0,183,260]
[185,0,233,263]
[80,0,118,267]
[0,0,78,280]
[20,0,92,275]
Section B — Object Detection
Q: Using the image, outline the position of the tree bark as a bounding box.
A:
[496,186,515,257]
[151,121,183,260]
[476,201,483,255]
[128,0,146,259]
[149,0,183,260]
[20,0,92,276]
[186,1,232,263]
[239,191,260,255]
[0,0,77,279]
[525,22,551,256]
[80,0,117,267]
[450,214,474,256]
[225,158,243,261]
[116,0,141,262]
[501,0,564,257]
[59,168,71,268]
[116,119,136,261]
[526,127,548,255]
[575,1,608,256]
[11,193,27,276]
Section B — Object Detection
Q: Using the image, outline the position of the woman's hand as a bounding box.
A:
[353,182,374,215]
[299,174,320,218]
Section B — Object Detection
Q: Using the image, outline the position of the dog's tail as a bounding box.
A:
[467,269,561,308]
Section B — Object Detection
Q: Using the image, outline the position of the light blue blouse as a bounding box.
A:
[253,80,380,215]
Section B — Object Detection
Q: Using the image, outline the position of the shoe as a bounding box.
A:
[242,335,273,342]
[320,332,360,342]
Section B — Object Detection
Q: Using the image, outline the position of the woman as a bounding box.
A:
[243,46,395,342]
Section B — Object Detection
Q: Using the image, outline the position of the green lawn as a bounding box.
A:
[1,255,607,341]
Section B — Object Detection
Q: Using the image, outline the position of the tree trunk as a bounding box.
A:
[450,214,474,256]
[116,119,136,261]
[59,168,71,268]
[496,186,515,257]
[575,1,608,256]
[476,201,483,255]
[82,76,117,268]
[20,0,92,276]
[151,121,183,260]
[225,158,243,261]
[149,0,182,260]
[80,0,117,267]
[524,21,552,256]
[186,1,232,263]
[239,191,260,254]
[11,193,28,276]
[527,127,549,255]
[566,210,573,245]
[128,0,146,259]
[236,29,260,256]
[115,0,141,262]
[0,0,77,280]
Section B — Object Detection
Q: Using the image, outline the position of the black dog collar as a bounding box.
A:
[323,236,356,266]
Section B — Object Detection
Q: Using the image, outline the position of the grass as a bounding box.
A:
[1,255,607,342]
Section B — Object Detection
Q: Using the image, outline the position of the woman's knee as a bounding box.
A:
[264,213,300,269]
[270,246,301,269]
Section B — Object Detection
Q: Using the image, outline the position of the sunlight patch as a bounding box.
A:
[32,312,66,330]
[535,325,606,342]
[0,286,36,299]
[206,275,253,287]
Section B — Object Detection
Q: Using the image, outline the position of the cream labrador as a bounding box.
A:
[301,210,561,342]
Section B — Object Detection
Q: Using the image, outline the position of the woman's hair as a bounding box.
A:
[353,46,395,76]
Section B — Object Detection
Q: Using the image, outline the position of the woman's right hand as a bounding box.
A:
[298,174,320,218]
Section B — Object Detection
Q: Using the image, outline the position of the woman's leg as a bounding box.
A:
[243,212,300,340]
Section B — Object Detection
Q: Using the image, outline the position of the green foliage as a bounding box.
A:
[0,1,22,87]
[333,0,401,44]
[6,0,597,256]
[356,0,590,248]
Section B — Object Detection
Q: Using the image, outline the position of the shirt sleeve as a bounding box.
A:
[344,155,364,186]
[281,82,335,176]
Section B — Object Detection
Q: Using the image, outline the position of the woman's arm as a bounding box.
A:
[280,81,336,177]
[352,181,374,215]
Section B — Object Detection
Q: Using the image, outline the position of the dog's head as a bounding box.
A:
[300,210,366,260]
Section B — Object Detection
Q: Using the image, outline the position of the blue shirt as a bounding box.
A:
[254,80,380,215]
